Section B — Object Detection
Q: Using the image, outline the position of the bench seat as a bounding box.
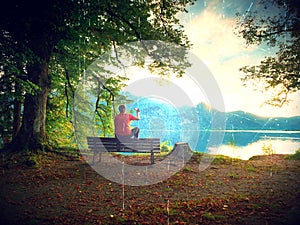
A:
[87,137,161,164]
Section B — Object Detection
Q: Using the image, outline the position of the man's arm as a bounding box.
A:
[135,108,140,120]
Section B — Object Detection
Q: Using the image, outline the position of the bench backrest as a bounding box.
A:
[87,137,160,153]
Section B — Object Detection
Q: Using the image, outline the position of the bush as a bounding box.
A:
[285,149,300,160]
[262,143,276,155]
[160,141,172,153]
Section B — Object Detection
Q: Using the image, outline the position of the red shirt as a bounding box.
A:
[114,113,139,136]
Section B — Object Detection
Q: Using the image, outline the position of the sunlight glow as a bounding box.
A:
[210,139,300,160]
[183,8,300,117]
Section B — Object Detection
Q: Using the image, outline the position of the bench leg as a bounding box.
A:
[150,150,154,165]
[98,152,102,163]
[92,151,101,164]
[92,152,96,165]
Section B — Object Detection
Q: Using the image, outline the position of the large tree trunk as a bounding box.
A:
[10,61,50,151]
[2,1,59,152]
[9,37,52,152]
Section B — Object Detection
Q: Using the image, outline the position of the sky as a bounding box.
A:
[118,0,300,118]
[179,0,300,117]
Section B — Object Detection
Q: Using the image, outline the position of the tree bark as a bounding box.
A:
[9,37,52,152]
[10,61,50,151]
[12,98,21,138]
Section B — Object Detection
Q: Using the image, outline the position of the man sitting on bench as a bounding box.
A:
[114,104,140,141]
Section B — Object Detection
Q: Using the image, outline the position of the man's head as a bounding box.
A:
[118,104,126,113]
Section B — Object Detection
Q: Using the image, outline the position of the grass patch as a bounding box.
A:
[1,150,43,168]
[227,173,239,179]
[202,212,226,220]
[189,152,205,163]
[1,148,78,169]
[247,165,257,172]
[182,166,195,173]
[212,155,240,165]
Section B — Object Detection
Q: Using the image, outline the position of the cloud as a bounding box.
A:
[186,10,253,59]
[184,9,261,95]
[182,9,300,117]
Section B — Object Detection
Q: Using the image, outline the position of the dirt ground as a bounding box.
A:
[0,150,299,225]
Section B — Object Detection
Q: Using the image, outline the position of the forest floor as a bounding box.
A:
[0,149,299,225]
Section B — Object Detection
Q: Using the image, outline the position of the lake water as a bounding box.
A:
[207,130,300,160]
[139,130,300,160]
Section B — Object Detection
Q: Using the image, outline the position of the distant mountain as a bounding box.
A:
[224,110,300,131]
[126,97,300,149]
[128,97,300,131]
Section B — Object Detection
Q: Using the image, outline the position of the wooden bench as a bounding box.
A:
[86,137,161,165]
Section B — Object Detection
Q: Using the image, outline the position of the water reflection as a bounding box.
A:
[138,129,300,160]
[209,139,300,160]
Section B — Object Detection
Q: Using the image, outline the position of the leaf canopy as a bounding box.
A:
[236,0,300,106]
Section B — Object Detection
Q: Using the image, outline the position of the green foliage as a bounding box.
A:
[202,212,226,220]
[0,47,39,145]
[160,140,173,153]
[247,165,257,172]
[212,155,239,165]
[0,0,195,150]
[182,166,195,173]
[227,173,239,179]
[46,96,76,149]
[285,149,300,160]
[0,95,13,146]
[236,0,300,106]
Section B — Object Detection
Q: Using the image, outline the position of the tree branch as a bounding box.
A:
[106,4,152,56]
[255,28,298,38]
[112,40,126,69]
[64,70,75,118]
